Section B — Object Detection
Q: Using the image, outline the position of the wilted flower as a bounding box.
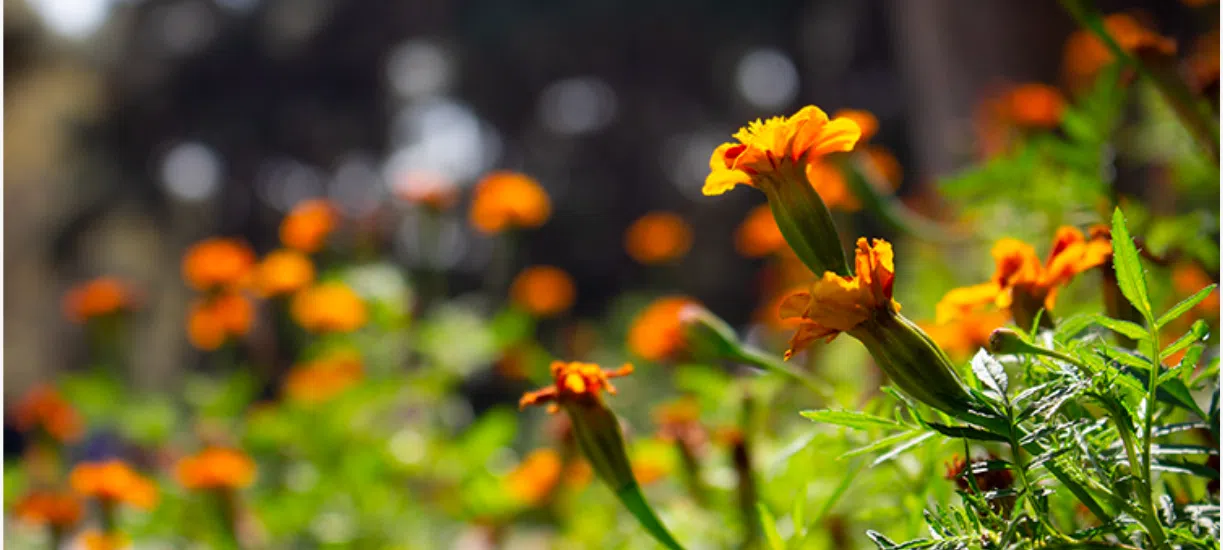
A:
[187,292,254,351]
[624,212,693,265]
[281,199,339,253]
[1062,13,1176,91]
[253,249,315,297]
[735,205,786,258]
[283,352,364,404]
[509,266,576,317]
[182,238,256,291]
[469,171,551,234]
[14,490,83,528]
[62,278,138,323]
[70,460,158,510]
[176,447,257,491]
[13,384,83,443]
[627,296,699,362]
[290,282,367,333]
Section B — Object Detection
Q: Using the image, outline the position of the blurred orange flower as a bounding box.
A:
[187,292,254,351]
[70,460,158,510]
[176,447,257,491]
[704,106,862,196]
[510,266,576,317]
[833,109,878,141]
[14,490,83,528]
[920,309,1011,361]
[290,282,367,333]
[632,455,671,486]
[735,205,786,258]
[779,238,899,359]
[62,277,137,323]
[624,212,693,265]
[182,238,256,291]
[13,384,83,443]
[505,449,562,505]
[1172,263,1219,319]
[281,199,339,253]
[1187,29,1220,93]
[283,352,364,404]
[79,530,130,550]
[627,296,699,362]
[1005,83,1066,129]
[469,171,551,234]
[1062,13,1176,91]
[519,361,633,413]
[254,249,315,297]
[806,160,859,211]
[862,145,903,190]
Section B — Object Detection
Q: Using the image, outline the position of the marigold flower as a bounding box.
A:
[833,109,878,142]
[283,352,364,404]
[862,145,903,190]
[1062,13,1176,91]
[806,161,860,211]
[254,249,315,297]
[187,292,254,351]
[704,106,861,196]
[469,171,551,234]
[175,447,257,491]
[290,282,367,333]
[1005,83,1066,129]
[78,530,130,550]
[735,205,785,257]
[504,449,562,505]
[627,296,700,362]
[509,266,576,317]
[13,384,83,442]
[920,309,1011,361]
[62,278,137,323]
[1172,263,1219,318]
[624,212,694,265]
[14,490,83,528]
[182,238,256,291]
[778,238,899,359]
[69,460,158,510]
[281,199,339,253]
[520,361,634,413]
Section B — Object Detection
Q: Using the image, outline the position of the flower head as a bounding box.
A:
[1004,83,1066,129]
[624,212,693,265]
[290,282,368,333]
[254,249,315,297]
[510,266,576,317]
[920,309,1011,361]
[281,199,339,253]
[79,530,131,550]
[627,296,700,362]
[469,171,551,234]
[187,292,254,351]
[13,384,83,442]
[779,238,899,359]
[62,278,138,323]
[175,447,257,491]
[1062,13,1176,91]
[519,361,634,413]
[69,460,158,510]
[283,352,364,404]
[14,490,83,528]
[182,238,256,291]
[704,106,862,196]
[735,205,786,257]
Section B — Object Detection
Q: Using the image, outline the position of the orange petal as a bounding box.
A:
[703,168,752,196]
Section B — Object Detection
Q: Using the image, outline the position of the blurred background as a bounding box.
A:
[3,0,1211,407]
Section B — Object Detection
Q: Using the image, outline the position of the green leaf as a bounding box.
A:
[1087,314,1150,341]
[1110,208,1153,319]
[615,483,685,550]
[840,430,925,460]
[925,422,1010,443]
[1160,320,1211,361]
[1157,284,1219,328]
[799,410,904,431]
[756,504,786,550]
[970,350,1008,395]
[871,431,936,467]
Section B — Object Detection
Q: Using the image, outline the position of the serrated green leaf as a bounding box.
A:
[970,350,1008,395]
[925,422,1009,443]
[1157,284,1219,328]
[871,431,936,467]
[1087,314,1150,341]
[1110,208,1153,319]
[800,410,904,431]
[840,430,924,460]
[1160,319,1211,361]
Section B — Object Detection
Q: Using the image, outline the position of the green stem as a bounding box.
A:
[735,346,830,399]
[1137,322,1170,548]
[615,484,685,550]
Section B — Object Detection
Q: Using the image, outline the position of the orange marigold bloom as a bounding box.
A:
[182,238,256,291]
[627,296,699,362]
[69,460,158,510]
[1005,83,1066,129]
[283,352,364,404]
[703,105,862,196]
[624,212,694,265]
[1062,13,1176,91]
[519,361,633,413]
[805,160,860,211]
[735,205,786,257]
[469,171,552,234]
[290,282,367,333]
[186,292,254,351]
[175,447,257,491]
[13,384,83,442]
[833,109,878,142]
[1172,263,1219,318]
[862,145,903,190]
[778,238,899,359]
[62,278,137,323]
[280,199,339,253]
[920,309,1011,361]
[14,490,83,527]
[504,448,563,505]
[938,226,1113,319]
[509,266,576,317]
[253,249,315,297]
[79,530,130,550]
